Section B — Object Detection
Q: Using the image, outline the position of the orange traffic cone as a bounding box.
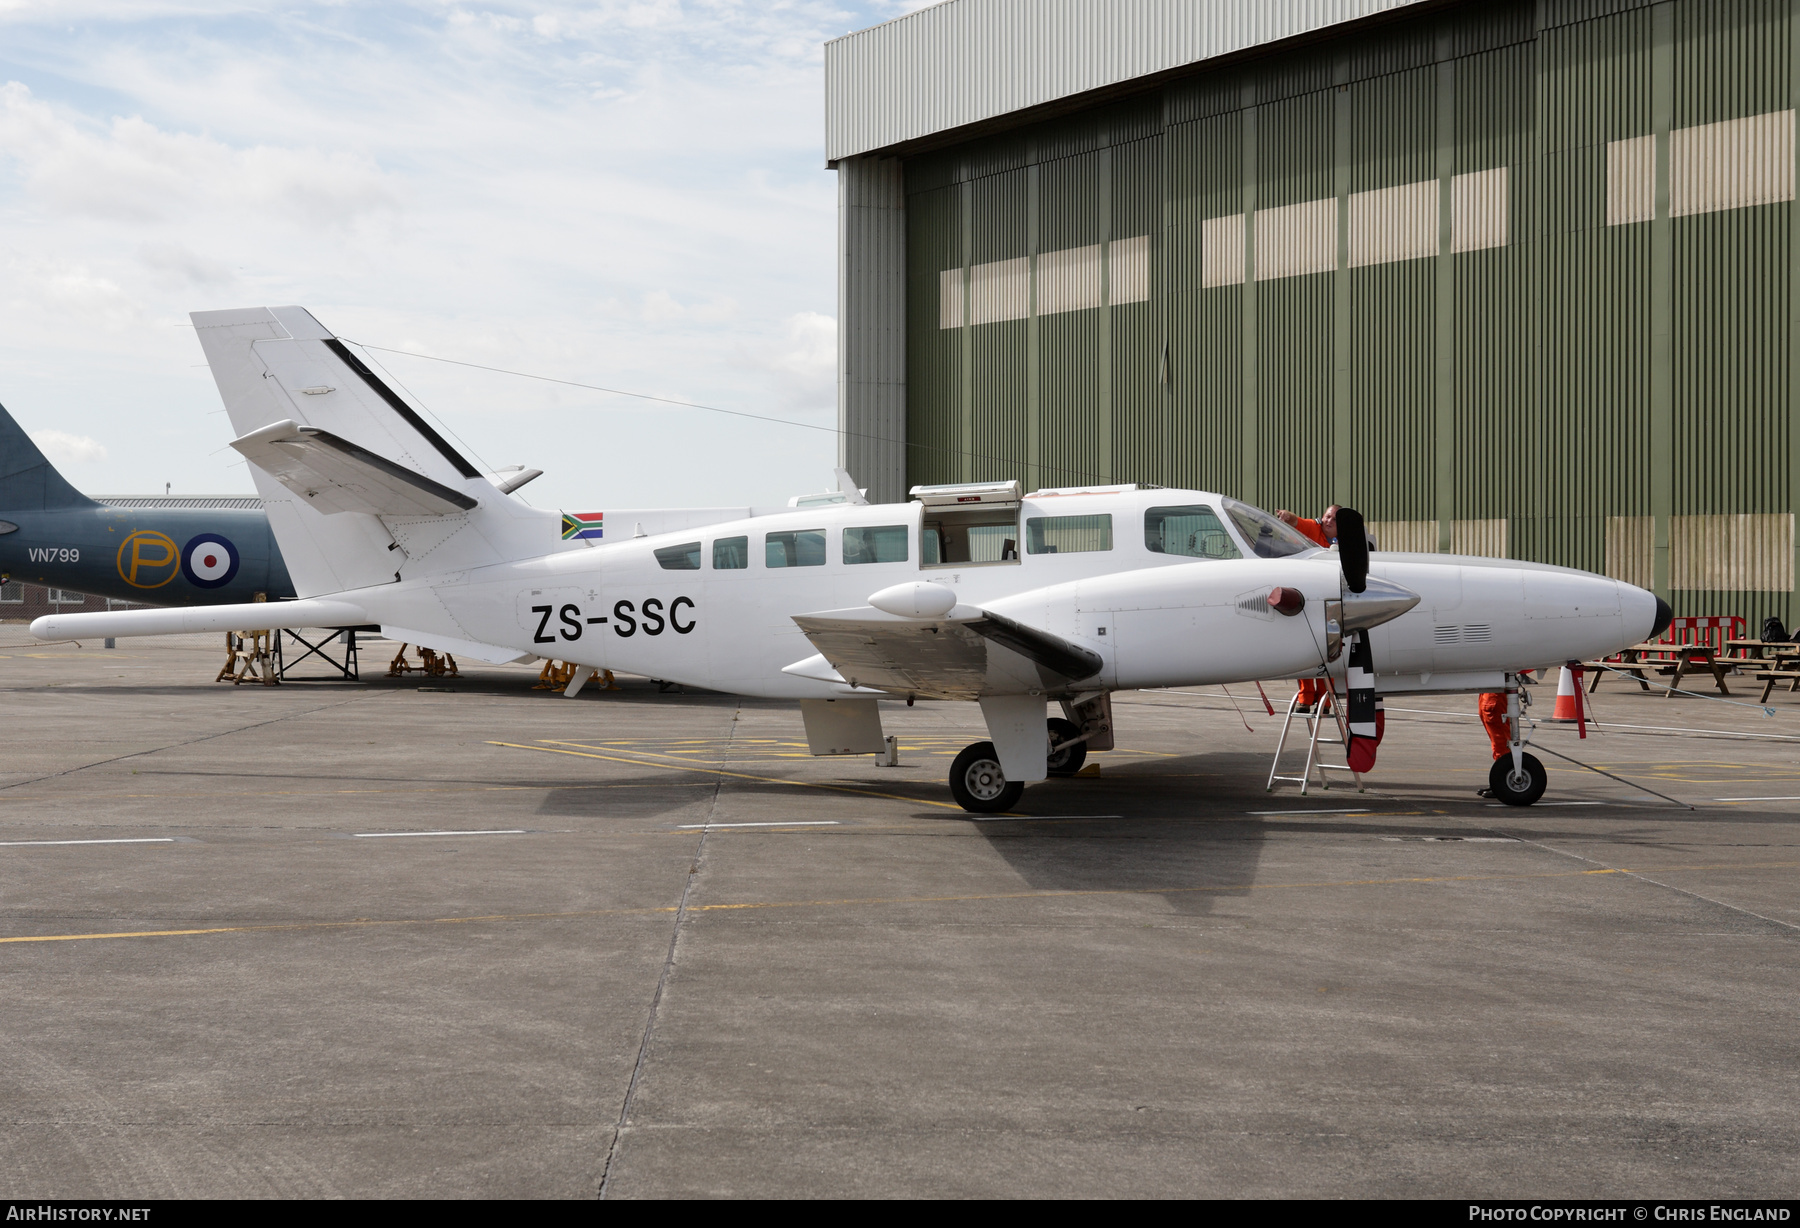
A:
[1550,666,1581,722]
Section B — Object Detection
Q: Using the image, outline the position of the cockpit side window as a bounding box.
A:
[654,541,702,570]
[1143,505,1242,560]
[1221,497,1316,559]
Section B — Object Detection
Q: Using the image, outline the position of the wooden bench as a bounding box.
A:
[1756,670,1800,702]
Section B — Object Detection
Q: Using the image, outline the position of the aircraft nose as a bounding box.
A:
[1651,595,1673,639]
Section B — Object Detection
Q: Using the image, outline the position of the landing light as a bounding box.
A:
[1267,587,1305,616]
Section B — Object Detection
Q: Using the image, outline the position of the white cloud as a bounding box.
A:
[30,429,107,465]
[0,1,918,506]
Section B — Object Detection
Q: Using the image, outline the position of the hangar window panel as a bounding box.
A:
[1671,110,1795,217]
[968,256,1030,325]
[1036,245,1102,315]
[1451,168,1509,252]
[1252,201,1336,280]
[1201,214,1246,287]
[766,529,827,568]
[938,268,965,329]
[712,536,749,570]
[0,581,20,603]
[1027,514,1113,555]
[1349,179,1437,267]
[654,541,702,571]
[1108,234,1151,302]
[844,525,909,564]
[1607,136,1655,225]
[921,506,1020,567]
[1145,505,1241,560]
[48,589,83,604]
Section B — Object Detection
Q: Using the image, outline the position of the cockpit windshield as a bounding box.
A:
[1222,497,1319,559]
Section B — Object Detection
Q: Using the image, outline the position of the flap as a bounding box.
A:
[790,605,1101,700]
[231,420,479,517]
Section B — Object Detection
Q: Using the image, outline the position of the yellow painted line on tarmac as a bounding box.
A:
[4,859,1796,946]
[496,740,973,812]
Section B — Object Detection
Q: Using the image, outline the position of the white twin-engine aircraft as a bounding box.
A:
[34,307,1671,812]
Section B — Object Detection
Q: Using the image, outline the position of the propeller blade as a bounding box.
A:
[1345,629,1379,772]
[1337,507,1370,594]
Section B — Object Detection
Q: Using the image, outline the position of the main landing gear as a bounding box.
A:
[947,718,1090,814]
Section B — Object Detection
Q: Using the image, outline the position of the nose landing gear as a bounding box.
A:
[1487,671,1547,807]
[1487,752,1547,806]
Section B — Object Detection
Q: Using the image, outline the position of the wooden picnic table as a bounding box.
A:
[1584,640,1732,697]
[1725,639,1800,701]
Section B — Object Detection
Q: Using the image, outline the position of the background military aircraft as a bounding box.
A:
[0,401,295,606]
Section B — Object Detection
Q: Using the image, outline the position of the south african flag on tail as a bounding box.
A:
[562,510,604,540]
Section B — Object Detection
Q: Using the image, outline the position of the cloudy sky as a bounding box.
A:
[0,0,924,511]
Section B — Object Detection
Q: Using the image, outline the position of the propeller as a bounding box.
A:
[1334,507,1380,773]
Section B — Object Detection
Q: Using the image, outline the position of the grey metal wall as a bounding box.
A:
[824,0,1432,162]
[838,155,909,504]
[898,0,1800,623]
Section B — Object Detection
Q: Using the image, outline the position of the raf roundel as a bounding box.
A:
[180,533,241,589]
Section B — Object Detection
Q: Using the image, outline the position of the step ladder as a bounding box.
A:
[1265,686,1364,794]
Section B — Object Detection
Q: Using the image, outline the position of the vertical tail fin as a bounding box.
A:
[0,401,100,511]
[191,306,571,599]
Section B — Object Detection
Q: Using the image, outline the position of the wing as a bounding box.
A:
[230,419,478,518]
[788,606,1102,700]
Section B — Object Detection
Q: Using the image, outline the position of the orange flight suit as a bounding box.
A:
[1479,692,1511,758]
[1292,518,1331,548]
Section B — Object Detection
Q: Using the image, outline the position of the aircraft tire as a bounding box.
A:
[1045,717,1087,776]
[1487,753,1547,807]
[949,741,1024,814]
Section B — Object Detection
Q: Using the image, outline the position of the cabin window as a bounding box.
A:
[843,525,909,564]
[1144,505,1241,560]
[1221,498,1317,559]
[654,541,702,570]
[1026,514,1112,555]
[766,529,827,568]
[921,506,1020,566]
[712,536,749,569]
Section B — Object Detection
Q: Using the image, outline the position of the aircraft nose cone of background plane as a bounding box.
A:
[1339,576,1421,632]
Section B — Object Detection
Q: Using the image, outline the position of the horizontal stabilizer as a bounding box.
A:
[791,605,1102,700]
[230,420,478,518]
[32,597,369,641]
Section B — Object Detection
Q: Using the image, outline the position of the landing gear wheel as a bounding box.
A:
[1487,753,1547,807]
[1045,717,1087,777]
[949,741,1025,814]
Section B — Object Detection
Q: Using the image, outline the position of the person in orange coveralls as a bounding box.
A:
[1476,676,1533,796]
[1276,508,1337,711]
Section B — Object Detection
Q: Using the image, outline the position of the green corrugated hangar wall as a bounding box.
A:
[906,0,1800,625]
